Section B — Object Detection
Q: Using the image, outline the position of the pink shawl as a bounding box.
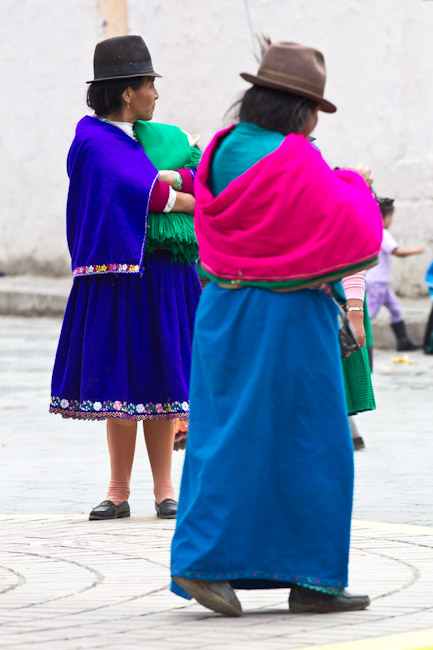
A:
[195,126,383,288]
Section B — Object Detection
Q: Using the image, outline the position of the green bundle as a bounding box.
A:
[134,121,200,263]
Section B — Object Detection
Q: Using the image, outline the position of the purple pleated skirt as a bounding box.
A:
[50,251,201,421]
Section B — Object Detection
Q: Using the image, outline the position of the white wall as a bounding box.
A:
[1,0,432,295]
[0,0,95,275]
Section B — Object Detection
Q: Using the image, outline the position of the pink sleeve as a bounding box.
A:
[149,180,170,212]
[175,168,195,195]
[341,271,365,301]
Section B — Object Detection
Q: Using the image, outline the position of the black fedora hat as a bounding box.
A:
[87,35,162,83]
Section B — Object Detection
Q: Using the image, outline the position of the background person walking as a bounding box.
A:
[366,197,423,351]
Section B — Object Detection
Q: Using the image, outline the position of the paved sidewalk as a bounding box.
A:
[1,317,433,649]
[0,516,433,649]
[0,275,431,347]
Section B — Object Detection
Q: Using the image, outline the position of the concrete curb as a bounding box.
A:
[370,298,431,348]
[0,276,71,317]
[0,276,431,348]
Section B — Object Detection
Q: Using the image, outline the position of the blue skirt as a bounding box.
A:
[171,284,354,596]
[50,251,201,420]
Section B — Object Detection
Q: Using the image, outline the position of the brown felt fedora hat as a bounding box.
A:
[87,35,162,83]
[240,41,336,113]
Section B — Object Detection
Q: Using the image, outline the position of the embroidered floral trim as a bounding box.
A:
[73,263,140,277]
[50,396,189,420]
[172,569,344,593]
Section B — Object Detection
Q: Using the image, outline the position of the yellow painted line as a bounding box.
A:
[292,627,433,650]
[352,519,433,536]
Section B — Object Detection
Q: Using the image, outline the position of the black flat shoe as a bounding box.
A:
[155,498,177,519]
[289,586,370,613]
[89,500,130,521]
[353,436,365,451]
[173,576,242,616]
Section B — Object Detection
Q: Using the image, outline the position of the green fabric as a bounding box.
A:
[364,297,373,348]
[341,295,375,416]
[134,121,200,263]
[200,258,379,291]
[196,261,208,281]
[134,121,192,169]
[187,145,202,170]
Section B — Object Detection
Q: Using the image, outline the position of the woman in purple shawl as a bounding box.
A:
[49,36,201,520]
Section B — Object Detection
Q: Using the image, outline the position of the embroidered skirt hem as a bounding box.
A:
[50,251,201,421]
[49,407,189,422]
[171,571,345,601]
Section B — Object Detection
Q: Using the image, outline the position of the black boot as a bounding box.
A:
[423,306,433,354]
[391,320,421,352]
[349,417,365,450]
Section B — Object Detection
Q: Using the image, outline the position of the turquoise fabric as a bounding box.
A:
[211,122,285,195]
[171,284,353,596]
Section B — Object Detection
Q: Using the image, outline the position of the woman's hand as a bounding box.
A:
[173,192,195,214]
[158,170,175,186]
[349,163,374,188]
[345,298,366,354]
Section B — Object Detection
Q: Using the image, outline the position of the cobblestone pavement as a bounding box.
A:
[1,316,433,649]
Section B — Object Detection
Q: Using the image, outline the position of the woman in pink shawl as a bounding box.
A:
[170,42,383,616]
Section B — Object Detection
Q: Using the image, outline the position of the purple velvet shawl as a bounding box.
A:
[66,116,159,278]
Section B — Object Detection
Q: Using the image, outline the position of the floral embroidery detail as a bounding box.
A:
[73,263,140,278]
[50,396,189,421]
[172,569,344,594]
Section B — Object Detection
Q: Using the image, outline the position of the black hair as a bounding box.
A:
[86,76,149,116]
[377,196,395,218]
[234,85,318,135]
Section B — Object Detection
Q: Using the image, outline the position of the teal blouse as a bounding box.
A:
[211,122,285,196]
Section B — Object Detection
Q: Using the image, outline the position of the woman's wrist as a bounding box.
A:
[158,169,182,189]
[172,170,183,191]
[345,298,364,314]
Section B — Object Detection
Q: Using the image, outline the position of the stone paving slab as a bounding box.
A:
[0,516,433,649]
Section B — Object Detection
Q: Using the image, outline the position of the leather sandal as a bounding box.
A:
[173,576,242,616]
[289,585,370,613]
[89,500,130,520]
[155,498,178,519]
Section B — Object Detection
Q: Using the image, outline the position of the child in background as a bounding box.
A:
[366,197,423,351]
